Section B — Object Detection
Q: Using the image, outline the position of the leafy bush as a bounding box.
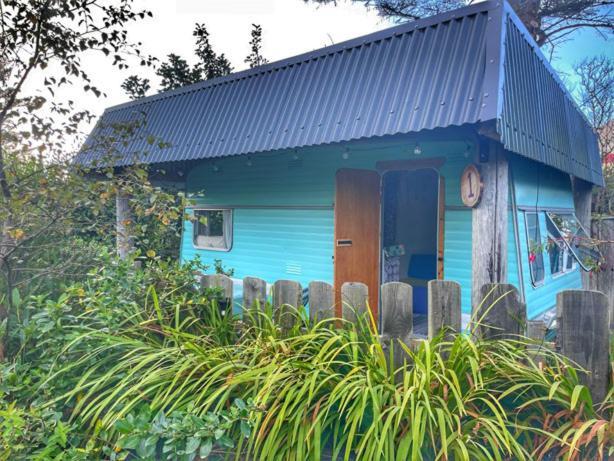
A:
[43,289,612,461]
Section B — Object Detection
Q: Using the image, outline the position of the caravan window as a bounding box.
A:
[546,212,600,271]
[545,216,574,276]
[525,212,545,285]
[193,209,233,251]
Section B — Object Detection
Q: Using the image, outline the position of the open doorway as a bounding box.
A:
[381,168,440,332]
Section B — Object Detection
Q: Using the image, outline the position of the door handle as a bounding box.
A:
[337,239,353,246]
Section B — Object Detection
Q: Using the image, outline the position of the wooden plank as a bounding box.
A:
[334,169,381,320]
[309,281,334,322]
[471,143,508,310]
[526,320,547,342]
[243,276,267,322]
[473,283,525,340]
[272,280,302,329]
[381,282,413,369]
[202,274,234,315]
[590,217,614,330]
[381,282,413,340]
[572,177,593,289]
[427,280,461,339]
[557,290,609,403]
[341,282,368,323]
[437,177,445,280]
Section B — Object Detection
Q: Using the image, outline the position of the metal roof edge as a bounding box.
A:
[500,1,594,130]
[104,0,499,113]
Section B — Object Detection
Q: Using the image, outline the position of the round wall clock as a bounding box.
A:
[460,164,483,208]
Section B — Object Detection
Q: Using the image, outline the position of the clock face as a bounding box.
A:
[460,164,482,208]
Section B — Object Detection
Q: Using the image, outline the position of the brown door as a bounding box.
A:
[334,169,381,319]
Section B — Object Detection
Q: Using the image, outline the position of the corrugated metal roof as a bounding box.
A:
[77,0,603,186]
[498,5,603,185]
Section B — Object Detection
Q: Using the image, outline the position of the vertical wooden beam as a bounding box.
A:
[474,283,525,340]
[309,281,334,322]
[428,280,461,339]
[272,280,302,329]
[243,276,267,322]
[341,282,368,323]
[590,217,614,330]
[572,177,593,289]
[116,191,135,260]
[557,290,609,403]
[472,142,509,311]
[381,282,413,340]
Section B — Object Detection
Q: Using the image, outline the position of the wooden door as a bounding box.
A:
[334,169,381,319]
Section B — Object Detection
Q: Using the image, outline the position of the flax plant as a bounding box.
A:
[45,288,611,460]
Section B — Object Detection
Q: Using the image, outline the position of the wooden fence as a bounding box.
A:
[201,275,611,403]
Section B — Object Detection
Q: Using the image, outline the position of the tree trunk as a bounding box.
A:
[116,191,135,260]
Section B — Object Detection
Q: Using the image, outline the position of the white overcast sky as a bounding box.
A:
[23,0,611,151]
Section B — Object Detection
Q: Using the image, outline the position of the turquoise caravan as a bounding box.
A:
[78,1,603,328]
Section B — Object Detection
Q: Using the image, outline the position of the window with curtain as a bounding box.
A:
[193,209,232,251]
[525,212,545,285]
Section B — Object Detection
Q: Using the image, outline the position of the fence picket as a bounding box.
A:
[473,283,525,340]
[557,290,609,403]
[243,276,267,322]
[341,282,368,323]
[309,281,334,322]
[427,280,461,339]
[273,280,302,329]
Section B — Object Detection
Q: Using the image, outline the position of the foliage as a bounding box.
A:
[42,287,612,460]
[574,55,613,216]
[121,75,151,100]
[306,0,613,48]
[113,401,252,461]
[245,24,269,69]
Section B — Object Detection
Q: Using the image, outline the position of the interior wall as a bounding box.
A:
[393,170,438,278]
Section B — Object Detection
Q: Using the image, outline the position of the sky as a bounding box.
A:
[24,0,612,150]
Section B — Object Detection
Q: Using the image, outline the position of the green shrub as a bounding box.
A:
[45,293,612,461]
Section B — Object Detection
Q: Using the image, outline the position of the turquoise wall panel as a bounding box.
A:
[442,209,472,314]
[182,208,334,286]
[181,135,475,310]
[510,156,582,318]
[511,155,575,209]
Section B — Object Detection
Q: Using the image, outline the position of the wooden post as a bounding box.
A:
[116,191,135,260]
[471,142,508,311]
[243,276,267,321]
[572,177,593,289]
[381,282,413,369]
[272,280,302,329]
[381,282,413,340]
[341,282,369,323]
[473,283,525,340]
[202,274,234,315]
[428,280,461,339]
[526,320,547,342]
[590,217,614,330]
[557,290,609,403]
[308,281,334,322]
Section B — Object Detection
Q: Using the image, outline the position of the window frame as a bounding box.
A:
[545,215,576,278]
[192,208,233,252]
[545,211,597,272]
[524,211,545,287]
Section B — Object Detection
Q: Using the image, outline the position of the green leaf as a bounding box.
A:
[185,436,201,454]
[240,420,251,438]
[199,440,213,458]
